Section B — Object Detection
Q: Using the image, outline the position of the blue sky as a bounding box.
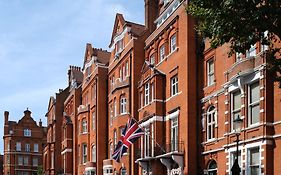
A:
[0,0,144,154]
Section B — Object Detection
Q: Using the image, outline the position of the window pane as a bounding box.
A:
[251,167,259,175]
[250,148,259,165]
[250,83,260,103]
[233,91,241,110]
[208,60,214,72]
[251,105,260,124]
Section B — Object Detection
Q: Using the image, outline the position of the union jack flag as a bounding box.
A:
[112,118,144,162]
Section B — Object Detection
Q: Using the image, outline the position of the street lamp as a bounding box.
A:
[231,115,243,175]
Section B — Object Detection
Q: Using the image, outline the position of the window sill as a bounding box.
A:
[155,47,179,67]
[166,91,182,102]
[204,82,216,90]
[119,112,129,116]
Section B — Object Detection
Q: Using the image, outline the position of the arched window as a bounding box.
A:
[92,145,96,163]
[207,106,216,140]
[208,160,217,175]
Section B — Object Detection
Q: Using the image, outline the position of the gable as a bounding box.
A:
[109,13,126,47]
[47,96,56,111]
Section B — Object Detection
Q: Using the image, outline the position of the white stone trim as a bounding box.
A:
[139,116,165,127]
[61,149,73,155]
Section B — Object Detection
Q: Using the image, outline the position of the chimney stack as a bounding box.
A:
[145,0,159,34]
[4,111,9,124]
[39,119,42,127]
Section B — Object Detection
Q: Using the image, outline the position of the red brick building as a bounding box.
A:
[135,0,198,174]
[3,110,46,175]
[199,38,281,174]
[103,13,146,175]
[76,44,110,175]
[62,65,83,175]
[43,87,70,175]
[40,1,281,175]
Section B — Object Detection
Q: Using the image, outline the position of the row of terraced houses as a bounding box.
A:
[32,0,281,175]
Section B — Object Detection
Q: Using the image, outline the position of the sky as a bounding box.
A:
[0,0,144,154]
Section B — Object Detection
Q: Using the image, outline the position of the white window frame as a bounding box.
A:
[24,129,31,137]
[82,144,87,164]
[114,98,117,117]
[144,127,151,157]
[261,31,269,52]
[231,90,241,131]
[82,119,87,134]
[150,54,155,65]
[159,44,165,62]
[34,143,39,152]
[25,144,30,152]
[18,155,23,165]
[207,106,216,140]
[126,61,129,77]
[144,83,150,105]
[51,151,54,168]
[247,147,261,175]
[119,68,123,82]
[170,34,177,52]
[23,156,28,166]
[151,83,154,102]
[92,145,96,163]
[207,59,215,86]
[246,44,256,57]
[92,84,96,101]
[110,105,113,126]
[207,160,217,174]
[92,112,95,130]
[248,82,260,126]
[16,142,21,151]
[171,117,178,151]
[171,75,179,96]
[229,150,242,175]
[235,52,243,62]
[120,96,127,114]
[33,157,38,166]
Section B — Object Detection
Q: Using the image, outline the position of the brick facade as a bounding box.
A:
[199,39,281,174]
[135,0,198,174]
[3,110,46,175]
[39,0,281,175]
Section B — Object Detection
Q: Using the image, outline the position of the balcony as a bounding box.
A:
[111,76,130,94]
[135,142,184,161]
[136,142,184,173]
[226,55,264,80]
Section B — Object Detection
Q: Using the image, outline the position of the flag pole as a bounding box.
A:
[130,116,166,154]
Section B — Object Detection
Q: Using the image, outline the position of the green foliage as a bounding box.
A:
[187,0,281,84]
[36,166,44,175]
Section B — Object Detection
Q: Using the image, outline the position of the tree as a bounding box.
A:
[186,0,281,84]
[36,166,44,175]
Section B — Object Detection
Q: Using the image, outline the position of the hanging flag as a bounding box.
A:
[112,118,144,162]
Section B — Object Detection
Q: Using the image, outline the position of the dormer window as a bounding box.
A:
[116,39,124,53]
[86,66,91,77]
[24,129,31,137]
